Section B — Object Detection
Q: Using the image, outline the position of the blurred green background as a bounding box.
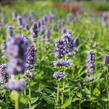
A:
[0,0,109,11]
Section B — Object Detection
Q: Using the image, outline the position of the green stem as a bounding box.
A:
[56,80,60,109]
[106,70,109,109]
[61,80,64,105]
[90,80,92,109]
[24,89,26,96]
[15,92,20,109]
[29,87,31,108]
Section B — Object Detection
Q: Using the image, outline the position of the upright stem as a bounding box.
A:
[90,82,92,109]
[61,80,65,106]
[61,56,67,109]
[56,80,60,109]
[15,91,20,109]
[106,68,109,109]
[29,87,31,108]
[24,89,26,96]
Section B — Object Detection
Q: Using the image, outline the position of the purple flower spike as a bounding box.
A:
[7,34,29,75]
[6,26,14,39]
[12,11,17,21]
[54,39,66,59]
[26,44,37,70]
[102,12,108,22]
[44,28,50,42]
[66,13,72,22]
[104,54,109,65]
[30,22,39,37]
[1,41,7,53]
[62,31,75,54]
[77,82,83,87]
[17,16,23,26]
[86,50,95,74]
[61,28,67,35]
[87,50,95,63]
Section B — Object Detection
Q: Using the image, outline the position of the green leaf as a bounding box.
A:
[0,100,8,109]
[93,88,100,96]
[61,97,72,108]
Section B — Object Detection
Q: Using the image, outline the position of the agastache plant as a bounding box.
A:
[1,26,15,61]
[1,9,6,26]
[103,54,109,108]
[17,16,23,26]
[6,26,14,39]
[24,43,36,108]
[17,16,25,30]
[86,50,95,81]
[104,54,109,66]
[43,28,50,42]
[3,34,29,109]
[30,22,39,43]
[0,34,29,109]
[66,13,72,23]
[53,29,73,108]
[102,12,108,25]
[12,11,17,21]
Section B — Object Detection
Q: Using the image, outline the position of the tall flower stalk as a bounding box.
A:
[86,50,96,108]
[53,29,74,108]
[104,54,109,108]
[25,44,36,108]
[4,34,29,109]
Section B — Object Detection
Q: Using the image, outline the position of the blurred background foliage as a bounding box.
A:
[0,0,109,11]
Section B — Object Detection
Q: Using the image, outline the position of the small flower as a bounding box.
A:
[77,82,83,87]
[102,12,108,22]
[24,72,35,78]
[86,76,94,82]
[53,72,65,79]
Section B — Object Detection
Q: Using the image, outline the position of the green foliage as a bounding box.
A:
[0,1,109,109]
